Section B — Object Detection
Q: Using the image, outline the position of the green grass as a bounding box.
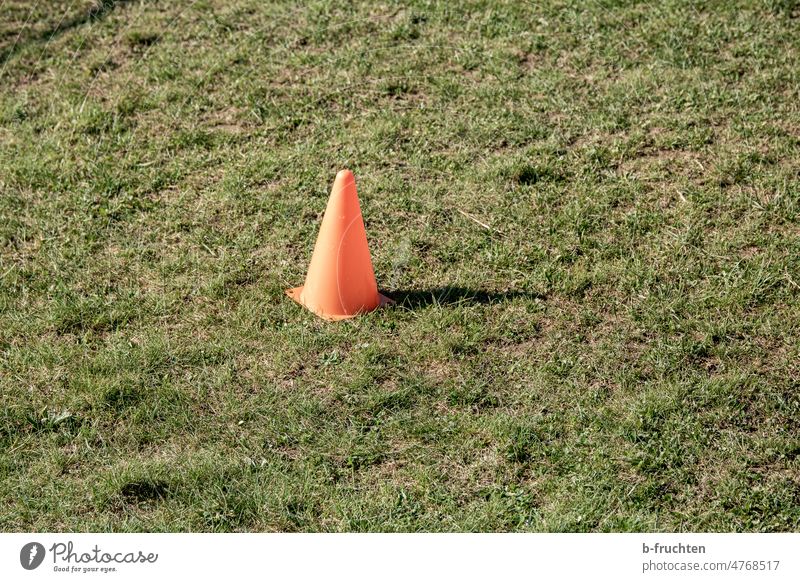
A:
[1,0,799,532]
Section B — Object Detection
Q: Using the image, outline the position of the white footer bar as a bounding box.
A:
[1,533,797,581]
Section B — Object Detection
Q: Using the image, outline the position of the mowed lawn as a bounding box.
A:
[1,0,799,532]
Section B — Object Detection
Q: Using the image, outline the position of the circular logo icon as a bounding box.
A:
[20,542,46,570]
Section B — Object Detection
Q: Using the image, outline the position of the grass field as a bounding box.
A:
[1,0,799,532]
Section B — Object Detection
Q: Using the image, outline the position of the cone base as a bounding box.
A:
[285,286,394,321]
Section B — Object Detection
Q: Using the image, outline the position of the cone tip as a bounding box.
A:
[335,169,355,182]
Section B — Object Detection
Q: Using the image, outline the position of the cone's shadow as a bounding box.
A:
[384,287,545,309]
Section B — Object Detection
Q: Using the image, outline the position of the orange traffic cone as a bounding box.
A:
[286,169,392,320]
